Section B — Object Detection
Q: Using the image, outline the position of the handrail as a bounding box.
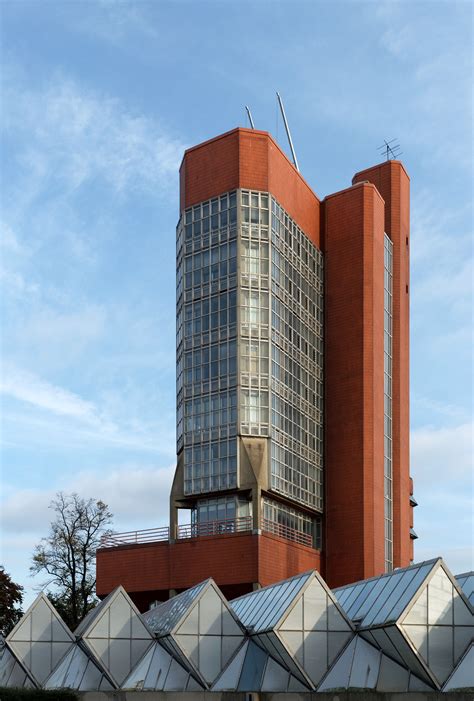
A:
[100,526,170,547]
[177,515,252,539]
[262,518,313,548]
[99,515,313,549]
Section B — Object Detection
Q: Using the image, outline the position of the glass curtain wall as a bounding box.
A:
[384,234,393,572]
[269,198,324,511]
[177,192,239,495]
[178,189,324,541]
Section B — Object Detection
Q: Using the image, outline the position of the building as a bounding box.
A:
[96,127,415,607]
[4,559,474,693]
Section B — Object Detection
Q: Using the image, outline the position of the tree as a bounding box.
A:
[0,567,24,636]
[31,492,113,630]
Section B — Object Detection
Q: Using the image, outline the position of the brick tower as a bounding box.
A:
[96,128,415,607]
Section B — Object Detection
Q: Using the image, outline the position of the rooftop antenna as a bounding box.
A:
[276,91,299,171]
[377,139,403,161]
[245,105,255,129]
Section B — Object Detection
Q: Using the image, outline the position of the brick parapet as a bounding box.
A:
[180,127,321,247]
[96,532,320,609]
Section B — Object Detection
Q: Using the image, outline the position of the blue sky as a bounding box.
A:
[1,0,472,606]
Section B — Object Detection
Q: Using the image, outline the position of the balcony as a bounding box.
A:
[99,515,313,549]
[96,515,321,605]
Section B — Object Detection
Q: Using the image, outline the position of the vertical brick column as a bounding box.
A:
[353,162,411,569]
[323,182,386,587]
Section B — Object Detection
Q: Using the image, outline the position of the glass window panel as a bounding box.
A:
[238,641,267,691]
[363,572,407,626]
[428,569,454,625]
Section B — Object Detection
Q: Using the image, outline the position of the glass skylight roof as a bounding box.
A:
[333,559,439,628]
[122,640,204,691]
[74,586,117,637]
[44,642,114,691]
[442,644,474,691]
[230,571,313,632]
[2,561,473,693]
[455,572,474,606]
[142,580,208,636]
[0,643,35,689]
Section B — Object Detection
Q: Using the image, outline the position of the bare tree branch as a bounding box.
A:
[30,492,113,629]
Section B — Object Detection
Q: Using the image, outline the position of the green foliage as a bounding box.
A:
[30,492,113,630]
[0,567,24,637]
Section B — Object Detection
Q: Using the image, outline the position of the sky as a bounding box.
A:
[0,0,472,608]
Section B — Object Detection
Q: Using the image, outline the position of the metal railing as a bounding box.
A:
[100,526,170,548]
[177,515,252,539]
[99,516,253,548]
[99,515,312,549]
[262,518,313,548]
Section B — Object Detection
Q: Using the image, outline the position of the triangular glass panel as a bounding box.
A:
[443,643,474,691]
[317,637,355,691]
[211,640,247,690]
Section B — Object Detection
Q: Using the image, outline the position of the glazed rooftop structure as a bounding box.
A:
[2,559,473,693]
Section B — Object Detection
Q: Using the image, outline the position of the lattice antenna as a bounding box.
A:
[377,139,402,161]
[245,105,255,129]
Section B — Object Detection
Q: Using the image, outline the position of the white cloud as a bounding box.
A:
[73,0,159,47]
[1,462,175,607]
[0,222,26,256]
[1,463,174,535]
[1,365,103,424]
[9,305,107,356]
[2,72,186,198]
[415,545,473,576]
[412,394,470,422]
[410,190,473,323]
[0,364,175,454]
[411,421,473,487]
[410,421,473,573]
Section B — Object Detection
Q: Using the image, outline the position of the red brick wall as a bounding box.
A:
[180,128,321,247]
[96,532,320,604]
[353,161,411,569]
[323,182,386,587]
[257,533,321,587]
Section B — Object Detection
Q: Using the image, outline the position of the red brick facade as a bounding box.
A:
[96,129,412,604]
[323,183,387,586]
[353,162,412,567]
[97,532,320,610]
[180,128,321,247]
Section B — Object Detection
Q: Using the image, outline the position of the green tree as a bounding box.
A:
[31,492,113,630]
[0,567,24,636]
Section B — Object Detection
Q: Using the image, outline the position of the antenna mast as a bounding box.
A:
[377,139,402,161]
[276,92,299,171]
[245,106,255,129]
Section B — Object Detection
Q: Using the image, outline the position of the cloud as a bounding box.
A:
[1,463,174,535]
[410,189,473,331]
[1,462,175,607]
[1,365,103,423]
[8,305,107,358]
[415,546,473,577]
[0,364,175,454]
[2,71,186,199]
[411,421,473,487]
[412,394,470,422]
[75,0,160,46]
[0,222,26,256]
[411,421,473,572]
